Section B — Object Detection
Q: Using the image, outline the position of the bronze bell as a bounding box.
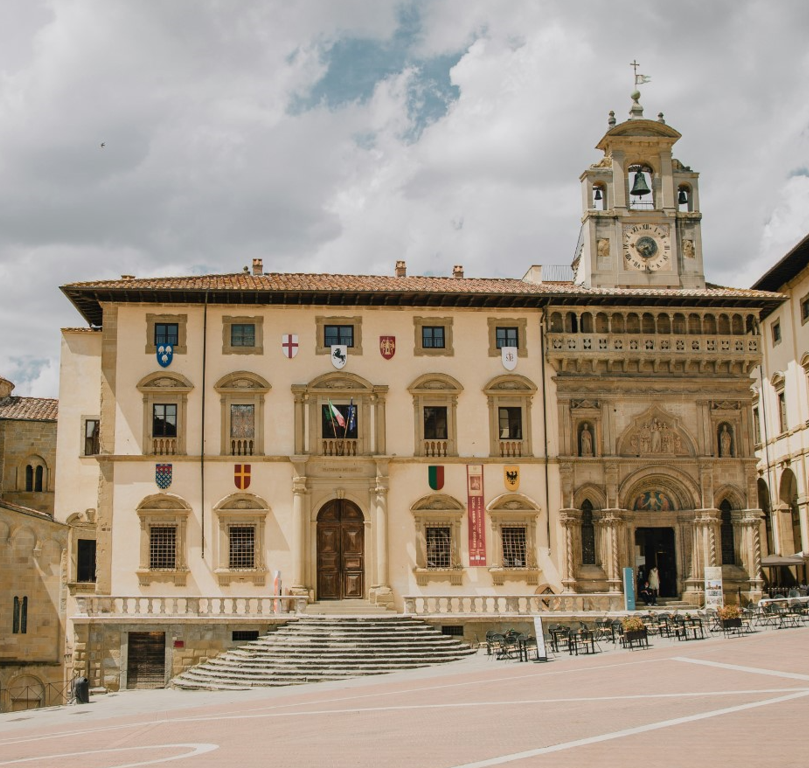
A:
[678,188,688,205]
[594,187,603,201]
[630,170,651,197]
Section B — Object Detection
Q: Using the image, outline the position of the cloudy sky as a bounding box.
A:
[1,0,808,398]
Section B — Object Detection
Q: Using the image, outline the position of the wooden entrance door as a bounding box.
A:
[317,500,364,599]
[127,631,166,689]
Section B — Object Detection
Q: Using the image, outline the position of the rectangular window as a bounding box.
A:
[229,526,256,569]
[802,297,809,324]
[771,321,781,345]
[84,418,100,456]
[230,404,255,440]
[232,630,260,642]
[423,406,448,440]
[753,407,761,445]
[426,526,452,569]
[498,407,523,440]
[778,391,788,433]
[12,596,27,634]
[154,323,179,347]
[321,403,358,439]
[324,325,354,347]
[422,326,445,349]
[149,526,177,570]
[230,323,256,347]
[496,327,519,349]
[153,404,178,438]
[76,539,97,583]
[502,527,527,568]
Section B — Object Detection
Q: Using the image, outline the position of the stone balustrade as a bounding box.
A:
[74,595,308,619]
[402,592,625,616]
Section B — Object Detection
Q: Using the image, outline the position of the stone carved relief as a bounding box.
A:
[597,239,610,259]
[617,407,695,457]
[712,400,742,411]
[572,399,600,410]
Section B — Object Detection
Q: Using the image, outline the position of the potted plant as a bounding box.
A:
[717,604,742,630]
[621,615,648,647]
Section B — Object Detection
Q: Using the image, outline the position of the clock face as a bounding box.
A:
[623,224,671,271]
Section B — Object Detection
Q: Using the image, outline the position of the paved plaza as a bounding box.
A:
[1,625,807,768]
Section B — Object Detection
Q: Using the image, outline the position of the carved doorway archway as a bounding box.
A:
[317,500,364,600]
[635,527,676,598]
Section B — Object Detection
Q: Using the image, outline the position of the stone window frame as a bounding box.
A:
[487,494,541,585]
[145,313,188,355]
[771,372,787,435]
[214,371,270,456]
[483,374,536,458]
[771,319,782,345]
[408,373,463,458]
[80,416,100,456]
[214,493,269,586]
[222,315,264,355]
[487,317,528,358]
[66,511,98,594]
[20,454,48,492]
[136,495,191,586]
[411,494,465,586]
[137,372,193,455]
[414,316,454,357]
[315,315,363,356]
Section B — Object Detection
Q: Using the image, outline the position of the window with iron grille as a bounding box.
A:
[498,407,522,439]
[495,326,519,349]
[229,526,256,569]
[230,323,256,347]
[232,630,260,642]
[230,404,255,440]
[581,501,596,565]
[502,527,527,568]
[422,326,445,349]
[423,406,448,440]
[426,526,452,569]
[153,404,178,437]
[149,526,177,570]
[154,323,179,347]
[324,324,354,347]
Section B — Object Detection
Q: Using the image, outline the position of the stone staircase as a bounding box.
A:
[654,597,693,610]
[171,615,477,691]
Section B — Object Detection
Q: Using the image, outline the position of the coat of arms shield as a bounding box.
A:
[504,465,520,491]
[428,466,444,491]
[379,336,396,360]
[155,463,172,489]
[281,334,299,358]
[234,464,251,490]
[501,346,517,371]
[156,344,173,368]
[331,345,347,369]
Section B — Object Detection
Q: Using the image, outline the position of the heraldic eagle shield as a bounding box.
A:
[234,464,251,490]
[155,463,172,489]
[504,465,520,491]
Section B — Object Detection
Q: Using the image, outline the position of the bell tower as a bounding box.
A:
[573,89,706,289]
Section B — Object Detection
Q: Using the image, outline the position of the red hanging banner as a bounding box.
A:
[467,464,486,566]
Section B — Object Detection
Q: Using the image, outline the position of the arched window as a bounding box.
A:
[581,500,596,565]
[758,479,774,555]
[628,164,654,210]
[25,465,34,492]
[34,466,44,492]
[720,500,735,565]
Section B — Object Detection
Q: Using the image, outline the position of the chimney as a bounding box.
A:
[395,260,407,278]
[521,265,543,284]
[452,265,464,279]
[121,274,135,280]
[252,258,263,276]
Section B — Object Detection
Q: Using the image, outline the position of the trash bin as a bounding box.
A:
[73,676,90,704]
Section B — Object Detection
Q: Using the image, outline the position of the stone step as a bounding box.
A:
[172,614,474,691]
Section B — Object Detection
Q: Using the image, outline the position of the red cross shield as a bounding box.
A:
[234,464,251,490]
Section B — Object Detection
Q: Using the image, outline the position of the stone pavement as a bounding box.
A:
[1,624,808,767]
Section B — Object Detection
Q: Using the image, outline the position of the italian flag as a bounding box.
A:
[328,401,346,428]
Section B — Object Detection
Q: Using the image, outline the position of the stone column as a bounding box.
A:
[289,475,308,595]
[558,508,578,592]
[597,509,624,592]
[739,508,764,600]
[371,474,393,606]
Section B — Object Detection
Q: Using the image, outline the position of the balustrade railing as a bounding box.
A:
[498,440,524,458]
[74,595,308,618]
[321,438,358,456]
[403,592,625,616]
[152,437,177,455]
[423,440,449,458]
[230,438,254,456]
[548,333,758,356]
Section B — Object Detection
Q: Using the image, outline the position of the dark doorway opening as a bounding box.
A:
[635,527,677,598]
[127,632,166,689]
[317,500,364,600]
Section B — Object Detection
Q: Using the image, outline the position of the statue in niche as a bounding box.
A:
[682,239,695,259]
[719,424,733,457]
[580,423,593,457]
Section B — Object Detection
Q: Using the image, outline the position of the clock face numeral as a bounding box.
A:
[622,224,670,271]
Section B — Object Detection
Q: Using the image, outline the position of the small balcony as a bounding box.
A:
[423,440,449,458]
[151,437,177,455]
[498,440,525,458]
[229,438,255,456]
[321,438,358,457]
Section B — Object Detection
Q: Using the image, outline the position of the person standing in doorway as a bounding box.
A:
[648,566,660,598]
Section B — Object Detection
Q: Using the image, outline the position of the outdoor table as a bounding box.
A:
[568,630,597,656]
[675,618,705,641]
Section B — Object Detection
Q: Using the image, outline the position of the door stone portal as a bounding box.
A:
[635,527,677,597]
[317,500,364,600]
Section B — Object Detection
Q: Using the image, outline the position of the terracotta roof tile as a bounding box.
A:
[62,271,782,300]
[61,327,101,333]
[0,498,61,523]
[0,396,58,421]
